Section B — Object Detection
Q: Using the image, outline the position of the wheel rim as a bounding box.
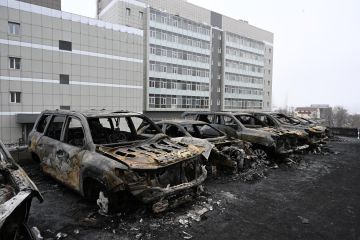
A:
[253,149,268,161]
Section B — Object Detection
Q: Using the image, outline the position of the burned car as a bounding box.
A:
[182,112,297,160]
[234,113,310,152]
[28,110,207,213]
[0,140,43,239]
[140,119,256,173]
[259,112,328,145]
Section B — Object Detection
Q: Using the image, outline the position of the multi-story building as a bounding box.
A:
[0,0,273,144]
[98,0,274,119]
[0,0,144,143]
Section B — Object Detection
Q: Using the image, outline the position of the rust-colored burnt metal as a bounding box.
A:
[150,120,259,173]
[28,110,207,213]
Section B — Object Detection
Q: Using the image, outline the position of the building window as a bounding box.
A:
[149,97,155,105]
[60,74,69,84]
[9,57,21,69]
[126,8,131,16]
[8,21,20,35]
[160,97,166,105]
[10,91,21,103]
[217,99,221,106]
[60,105,70,110]
[268,59,271,64]
[269,48,272,53]
[59,40,72,51]
[139,11,143,19]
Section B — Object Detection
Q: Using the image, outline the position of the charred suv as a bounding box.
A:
[0,140,43,240]
[28,110,207,213]
[182,112,296,160]
[263,113,328,145]
[235,113,310,152]
[141,120,256,172]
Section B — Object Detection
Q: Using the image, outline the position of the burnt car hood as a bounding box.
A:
[96,134,204,170]
[261,127,308,138]
[0,158,43,228]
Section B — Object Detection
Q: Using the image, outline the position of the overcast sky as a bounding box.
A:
[62,0,360,113]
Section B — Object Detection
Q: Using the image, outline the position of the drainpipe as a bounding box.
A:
[358,128,359,140]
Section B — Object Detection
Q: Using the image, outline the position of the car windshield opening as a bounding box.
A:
[87,116,161,145]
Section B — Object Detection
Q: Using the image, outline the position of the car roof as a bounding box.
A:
[157,119,208,125]
[232,112,255,117]
[40,109,143,118]
[183,111,238,115]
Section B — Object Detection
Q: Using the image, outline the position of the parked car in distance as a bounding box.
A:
[182,112,296,161]
[28,110,207,213]
[0,139,43,240]
[236,112,310,151]
[262,112,328,145]
[142,119,256,172]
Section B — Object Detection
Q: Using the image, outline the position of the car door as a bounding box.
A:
[57,116,87,191]
[37,115,66,180]
[29,114,52,158]
[212,115,239,138]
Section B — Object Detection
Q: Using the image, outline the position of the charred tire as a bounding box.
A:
[83,178,106,203]
[83,178,133,212]
[252,147,269,161]
[31,152,40,162]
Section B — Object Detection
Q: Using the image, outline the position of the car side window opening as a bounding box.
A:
[36,114,51,133]
[45,115,66,141]
[257,115,275,127]
[64,117,85,147]
[236,115,264,127]
[197,114,213,123]
[274,115,293,125]
[165,125,185,138]
[185,124,223,138]
[222,116,239,130]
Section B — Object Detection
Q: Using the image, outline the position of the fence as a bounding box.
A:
[330,127,359,138]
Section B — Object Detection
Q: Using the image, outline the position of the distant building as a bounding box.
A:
[294,107,320,119]
[295,104,332,125]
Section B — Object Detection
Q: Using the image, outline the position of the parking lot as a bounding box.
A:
[15,137,359,240]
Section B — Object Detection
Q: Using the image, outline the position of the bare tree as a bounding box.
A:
[349,114,360,128]
[332,106,349,127]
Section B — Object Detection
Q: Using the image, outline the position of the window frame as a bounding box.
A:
[126,8,131,16]
[35,114,52,133]
[8,21,20,35]
[63,116,86,147]
[44,115,66,141]
[9,91,21,103]
[9,57,21,70]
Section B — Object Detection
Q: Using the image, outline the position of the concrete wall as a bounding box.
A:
[98,0,146,29]
[18,0,61,10]
[0,0,144,143]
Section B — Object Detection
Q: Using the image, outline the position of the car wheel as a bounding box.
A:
[31,152,40,162]
[253,148,268,161]
[83,179,106,202]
